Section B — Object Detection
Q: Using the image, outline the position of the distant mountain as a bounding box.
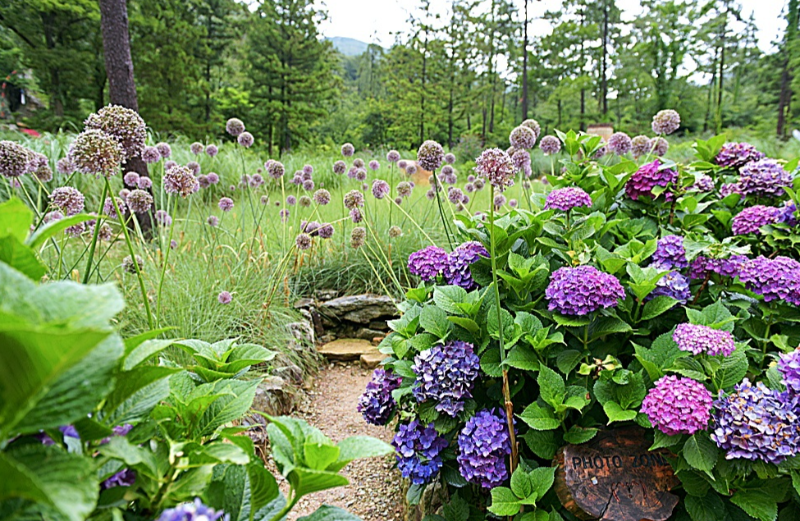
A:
[326,37,370,57]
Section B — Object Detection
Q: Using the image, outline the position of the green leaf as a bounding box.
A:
[420,305,451,338]
[248,463,279,516]
[716,346,749,390]
[603,401,637,424]
[433,286,468,315]
[0,235,47,279]
[487,487,521,516]
[641,296,678,321]
[123,338,177,370]
[104,366,179,424]
[518,403,560,431]
[297,505,363,521]
[528,466,556,500]
[556,350,583,375]
[510,467,532,499]
[335,436,393,467]
[0,197,32,242]
[683,434,718,473]
[291,467,349,498]
[304,443,340,471]
[730,489,778,521]
[197,380,259,437]
[522,430,560,459]
[442,493,470,521]
[504,345,540,371]
[563,426,598,445]
[685,492,725,521]
[537,365,565,409]
[26,213,96,250]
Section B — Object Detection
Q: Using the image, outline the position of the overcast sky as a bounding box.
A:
[317,0,786,54]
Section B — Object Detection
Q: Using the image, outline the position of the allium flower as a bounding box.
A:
[608,132,632,155]
[521,118,541,139]
[779,349,800,394]
[298,195,312,207]
[358,368,402,425]
[164,160,177,171]
[387,150,401,162]
[136,176,152,191]
[368,159,379,171]
[539,135,561,155]
[295,233,312,250]
[493,194,506,210]
[33,163,53,183]
[641,376,712,436]
[674,323,736,357]
[311,189,330,206]
[43,211,63,224]
[457,409,512,489]
[474,148,514,190]
[119,189,130,201]
[50,187,85,216]
[0,141,37,178]
[648,269,691,304]
[69,129,124,176]
[156,142,172,159]
[545,187,592,212]
[738,159,792,198]
[444,153,457,165]
[388,225,403,238]
[186,161,201,176]
[715,142,765,168]
[207,215,219,227]
[353,158,365,169]
[593,145,608,159]
[355,168,367,181]
[712,379,800,463]
[205,144,218,157]
[84,105,146,158]
[98,223,113,241]
[218,197,234,212]
[163,165,197,197]
[444,241,488,290]
[302,179,315,191]
[103,197,126,219]
[250,173,264,187]
[190,142,203,155]
[207,172,219,185]
[330,160,346,175]
[738,256,800,306]
[226,118,245,136]
[349,207,363,223]
[341,143,355,157]
[286,195,297,206]
[237,132,254,148]
[692,174,714,192]
[425,189,435,200]
[350,226,366,248]
[417,140,445,171]
[56,157,74,175]
[396,181,412,198]
[393,420,448,485]
[398,160,408,169]
[408,246,448,282]
[123,171,140,187]
[155,209,172,226]
[122,255,143,274]
[511,149,531,173]
[625,160,677,200]
[630,135,652,159]
[406,164,417,175]
[317,223,334,239]
[344,189,365,209]
[509,125,537,149]
[447,187,463,205]
[126,189,153,213]
[651,235,687,269]
[156,499,228,521]
[546,265,625,315]
[652,109,680,135]
[652,137,669,156]
[731,205,781,235]
[372,179,390,199]
[65,222,86,237]
[464,182,475,193]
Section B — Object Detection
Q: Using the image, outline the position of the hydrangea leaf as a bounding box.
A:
[730,489,778,521]
[683,433,718,473]
[487,487,521,516]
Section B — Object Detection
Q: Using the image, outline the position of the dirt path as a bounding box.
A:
[281,363,403,521]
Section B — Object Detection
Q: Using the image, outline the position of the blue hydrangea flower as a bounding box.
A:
[392,420,448,485]
[648,269,691,304]
[457,409,511,488]
[413,341,480,417]
[779,349,800,395]
[156,499,228,521]
[358,368,402,425]
[545,266,625,316]
[651,235,687,269]
[408,246,448,282]
[444,241,488,290]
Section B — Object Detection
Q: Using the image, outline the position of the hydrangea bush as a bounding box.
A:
[360,128,800,520]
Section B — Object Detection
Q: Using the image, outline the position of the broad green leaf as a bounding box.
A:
[603,401,637,424]
[0,197,32,242]
[304,443,340,471]
[123,339,179,370]
[297,505,363,521]
[487,487,521,516]
[291,467,349,498]
[104,365,180,424]
[685,492,725,521]
[563,426,598,445]
[537,365,565,409]
[420,305,451,338]
[641,296,678,321]
[510,467,533,499]
[336,436,393,467]
[198,380,259,437]
[683,434,718,473]
[433,286,468,315]
[518,402,560,431]
[26,213,96,250]
[522,430,560,459]
[0,235,46,279]
[526,466,556,503]
[248,463,279,517]
[730,489,778,521]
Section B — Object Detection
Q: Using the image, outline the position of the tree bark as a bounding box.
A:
[521,0,529,121]
[600,0,609,115]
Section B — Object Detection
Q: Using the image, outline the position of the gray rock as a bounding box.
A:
[320,294,398,324]
[355,328,385,341]
[369,320,390,331]
[293,298,315,310]
[287,320,315,345]
[252,375,296,416]
[315,289,339,300]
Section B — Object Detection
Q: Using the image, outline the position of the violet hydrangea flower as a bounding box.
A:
[648,269,691,304]
[738,159,792,198]
[738,256,800,306]
[412,341,480,417]
[358,368,402,425]
[689,255,747,280]
[457,409,511,488]
[641,375,712,436]
[731,205,781,235]
[156,499,228,521]
[545,265,625,316]
[673,323,736,357]
[779,350,800,395]
[651,235,688,269]
[715,142,765,169]
[392,420,448,485]
[544,187,592,212]
[408,245,448,282]
[443,241,488,291]
[625,160,677,201]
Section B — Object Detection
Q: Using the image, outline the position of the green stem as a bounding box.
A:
[156,197,177,328]
[432,173,454,249]
[82,183,108,283]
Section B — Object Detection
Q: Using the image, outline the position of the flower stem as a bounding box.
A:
[82,183,108,283]
[156,197,177,328]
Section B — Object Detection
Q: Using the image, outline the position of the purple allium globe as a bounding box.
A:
[218,291,232,304]
[349,208,363,223]
[493,193,506,210]
[406,164,417,176]
[350,227,366,248]
[341,143,355,157]
[103,197,126,219]
[457,409,512,489]
[509,125,537,149]
[69,129,124,177]
[190,142,203,155]
[648,269,691,304]
[126,189,153,213]
[417,140,445,171]
[689,255,747,280]
[56,157,74,175]
[298,195,312,208]
[387,150,401,162]
[651,109,680,135]
[738,159,792,198]
[625,160,677,201]
[123,171,139,187]
[218,197,234,212]
[474,148,514,190]
[539,135,561,155]
[263,159,285,179]
[333,160,346,175]
[444,152,456,164]
[163,165,197,197]
[738,256,800,306]
[368,159,380,171]
[673,323,736,357]
[393,420,448,485]
[593,145,608,159]
[408,245,448,282]
[207,215,219,227]
[313,189,331,206]
[237,131,254,148]
[447,187,464,205]
[444,241,488,290]
[651,235,688,269]
[286,195,297,206]
[205,144,218,157]
[731,205,781,235]
[544,187,592,212]
[779,349,800,394]
[641,376,712,436]
[138,176,152,191]
[511,149,531,172]
[715,142,765,168]
[355,168,367,181]
[156,499,228,521]
[318,223,334,239]
[50,187,85,216]
[521,118,541,139]
[0,140,38,178]
[396,181,412,198]
[353,158,365,169]
[711,379,800,463]
[207,172,220,185]
[155,209,172,226]
[302,179,315,191]
[122,255,143,274]
[296,233,312,250]
[226,118,245,137]
[84,105,146,158]
[608,132,632,155]
[545,265,625,316]
[33,163,53,183]
[156,142,172,159]
[65,222,86,238]
[358,368,402,425]
[653,137,668,157]
[343,189,365,209]
[372,179,390,199]
[388,225,402,238]
[630,135,652,159]
[43,211,63,224]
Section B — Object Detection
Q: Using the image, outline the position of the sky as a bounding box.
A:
[316,0,786,54]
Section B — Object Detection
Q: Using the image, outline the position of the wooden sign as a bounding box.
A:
[554,427,679,521]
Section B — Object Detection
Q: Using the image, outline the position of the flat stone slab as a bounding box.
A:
[319,294,398,324]
[360,351,389,369]
[318,338,378,361]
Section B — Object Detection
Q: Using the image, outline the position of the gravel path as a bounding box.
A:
[281,363,403,521]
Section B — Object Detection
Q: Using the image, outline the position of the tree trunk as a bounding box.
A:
[778,0,799,139]
[715,16,726,134]
[600,0,609,115]
[420,34,428,146]
[521,0,529,121]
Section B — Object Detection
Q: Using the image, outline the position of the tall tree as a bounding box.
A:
[778,0,800,139]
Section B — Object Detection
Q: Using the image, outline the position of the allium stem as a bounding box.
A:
[489,184,518,474]
[156,197,177,328]
[105,177,154,329]
[432,172,454,249]
[82,182,108,283]
[387,195,436,245]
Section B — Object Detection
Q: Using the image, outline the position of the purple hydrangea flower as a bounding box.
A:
[651,109,680,135]
[630,135,652,159]
[393,420,448,485]
[711,379,800,463]
[641,376,712,436]
[720,182,742,198]
[738,159,792,198]
[692,175,714,192]
[539,135,561,155]
[648,269,691,304]
[457,409,511,488]
[443,241,488,290]
[779,201,798,226]
[156,499,228,521]
[739,256,800,306]
[625,160,677,201]
[651,235,688,269]
[418,140,445,171]
[715,142,765,168]
[731,205,781,235]
[544,187,592,211]
[358,368,402,425]
[408,246,448,282]
[545,266,625,315]
[608,132,632,155]
[673,323,736,357]
[779,350,800,395]
[509,125,537,149]
[413,341,480,417]
[102,468,136,489]
[475,148,514,190]
[218,291,232,304]
[689,255,747,280]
